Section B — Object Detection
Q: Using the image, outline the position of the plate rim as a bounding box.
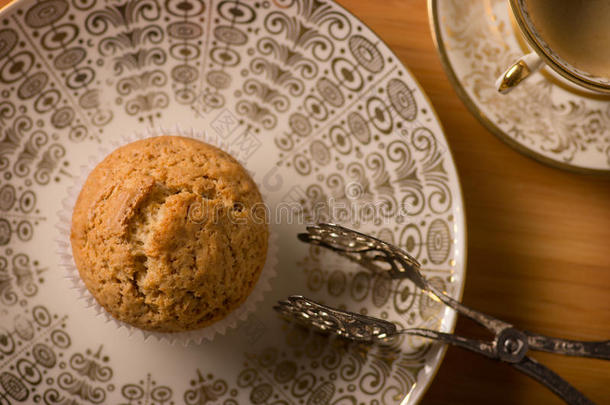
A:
[329,1,468,403]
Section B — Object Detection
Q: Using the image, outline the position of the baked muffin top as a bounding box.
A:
[70,136,268,332]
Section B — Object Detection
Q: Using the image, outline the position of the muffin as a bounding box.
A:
[70,136,268,332]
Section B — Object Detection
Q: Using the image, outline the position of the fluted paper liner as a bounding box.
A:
[55,125,278,346]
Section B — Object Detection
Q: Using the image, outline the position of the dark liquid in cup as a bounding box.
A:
[525,0,610,78]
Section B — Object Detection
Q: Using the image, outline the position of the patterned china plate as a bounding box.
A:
[0,0,465,404]
[430,0,610,174]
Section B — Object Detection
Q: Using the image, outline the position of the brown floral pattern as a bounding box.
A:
[0,0,464,403]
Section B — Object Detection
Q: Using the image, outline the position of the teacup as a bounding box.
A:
[496,0,610,95]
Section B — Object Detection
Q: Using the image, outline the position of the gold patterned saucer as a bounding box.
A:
[429,0,610,174]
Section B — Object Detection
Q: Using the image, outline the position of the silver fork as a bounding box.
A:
[275,223,610,405]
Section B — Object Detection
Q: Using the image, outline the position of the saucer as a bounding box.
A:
[429,0,610,174]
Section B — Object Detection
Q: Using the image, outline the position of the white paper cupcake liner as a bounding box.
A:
[55,125,278,346]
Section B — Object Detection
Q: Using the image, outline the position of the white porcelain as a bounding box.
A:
[0,0,466,403]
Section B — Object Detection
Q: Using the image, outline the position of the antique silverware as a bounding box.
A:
[275,223,610,405]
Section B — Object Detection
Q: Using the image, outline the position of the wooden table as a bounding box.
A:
[333,0,610,404]
[1,0,607,403]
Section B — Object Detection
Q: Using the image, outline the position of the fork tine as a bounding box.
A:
[273,295,402,344]
[305,224,325,233]
[297,233,316,243]
[314,223,337,229]
[299,225,375,253]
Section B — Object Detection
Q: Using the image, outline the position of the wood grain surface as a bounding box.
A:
[1,0,608,404]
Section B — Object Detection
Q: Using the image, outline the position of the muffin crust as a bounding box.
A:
[70,136,268,332]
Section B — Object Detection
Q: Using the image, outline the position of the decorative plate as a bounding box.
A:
[0,0,466,404]
[430,0,610,174]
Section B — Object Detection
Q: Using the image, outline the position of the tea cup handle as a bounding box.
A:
[495,52,543,94]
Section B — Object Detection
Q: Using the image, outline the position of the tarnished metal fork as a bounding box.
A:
[275,223,610,405]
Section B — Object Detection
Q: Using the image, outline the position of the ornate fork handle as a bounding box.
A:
[301,224,512,334]
[274,295,599,405]
[513,357,595,405]
[298,223,426,288]
[400,328,497,358]
[275,295,498,358]
[290,224,609,405]
[300,224,610,362]
[526,333,610,360]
